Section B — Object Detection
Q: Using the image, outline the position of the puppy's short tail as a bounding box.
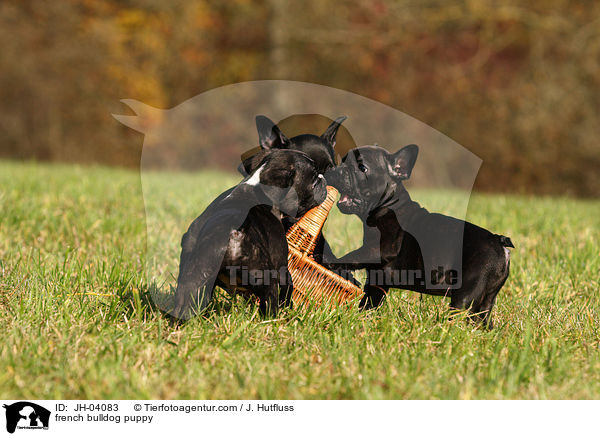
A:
[497,235,514,248]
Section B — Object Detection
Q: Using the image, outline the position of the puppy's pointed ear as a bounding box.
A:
[320,115,347,148]
[256,115,290,150]
[390,144,419,180]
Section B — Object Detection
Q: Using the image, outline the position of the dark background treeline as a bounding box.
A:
[1,0,598,196]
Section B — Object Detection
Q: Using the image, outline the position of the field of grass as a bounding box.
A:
[1,160,599,399]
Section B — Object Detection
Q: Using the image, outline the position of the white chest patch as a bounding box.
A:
[245,165,264,186]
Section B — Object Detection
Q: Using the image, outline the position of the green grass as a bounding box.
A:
[1,160,599,399]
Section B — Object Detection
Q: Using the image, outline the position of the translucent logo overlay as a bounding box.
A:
[113,81,481,318]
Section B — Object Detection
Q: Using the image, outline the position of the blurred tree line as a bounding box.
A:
[0,0,598,196]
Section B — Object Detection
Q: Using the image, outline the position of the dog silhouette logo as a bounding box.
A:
[3,402,50,433]
[113,81,482,316]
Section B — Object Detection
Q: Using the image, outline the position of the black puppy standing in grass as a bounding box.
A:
[173,148,327,319]
[326,145,513,328]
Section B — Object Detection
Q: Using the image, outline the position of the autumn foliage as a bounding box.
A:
[0,0,598,196]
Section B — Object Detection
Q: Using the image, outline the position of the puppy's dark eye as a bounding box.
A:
[358,163,368,173]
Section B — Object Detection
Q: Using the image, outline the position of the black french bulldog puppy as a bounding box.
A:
[173,149,327,319]
[241,115,357,281]
[192,115,346,254]
[326,145,514,328]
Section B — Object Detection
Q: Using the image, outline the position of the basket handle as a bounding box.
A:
[286,186,339,256]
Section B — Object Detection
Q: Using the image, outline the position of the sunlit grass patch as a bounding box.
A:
[1,161,599,399]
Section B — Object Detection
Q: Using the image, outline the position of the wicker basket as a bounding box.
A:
[287,186,363,307]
